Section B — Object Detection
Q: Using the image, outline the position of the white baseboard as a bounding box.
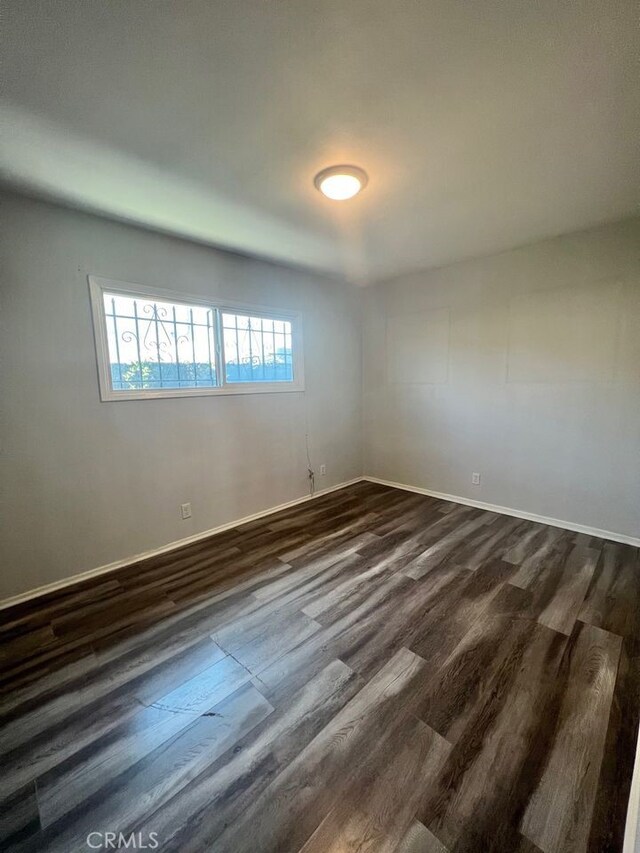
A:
[3,474,636,611]
[362,476,640,547]
[0,478,364,611]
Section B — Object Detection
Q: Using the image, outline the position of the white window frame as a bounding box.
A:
[89,276,305,401]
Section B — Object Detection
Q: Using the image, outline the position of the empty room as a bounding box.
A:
[1,2,639,852]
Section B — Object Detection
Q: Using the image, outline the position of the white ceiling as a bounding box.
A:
[2,0,638,282]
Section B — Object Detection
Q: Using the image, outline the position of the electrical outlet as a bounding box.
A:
[471,473,481,485]
[180,502,192,519]
[319,464,327,476]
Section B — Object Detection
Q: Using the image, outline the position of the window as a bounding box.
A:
[103,291,218,392]
[222,312,293,384]
[89,277,304,400]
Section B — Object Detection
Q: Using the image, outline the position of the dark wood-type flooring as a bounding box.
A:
[1,482,639,852]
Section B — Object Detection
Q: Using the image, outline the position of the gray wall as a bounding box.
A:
[362,219,640,540]
[0,193,362,599]
[2,196,638,601]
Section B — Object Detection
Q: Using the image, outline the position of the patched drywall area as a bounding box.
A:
[363,219,640,539]
[506,283,621,384]
[386,309,450,385]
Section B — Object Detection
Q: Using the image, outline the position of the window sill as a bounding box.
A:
[98,383,305,401]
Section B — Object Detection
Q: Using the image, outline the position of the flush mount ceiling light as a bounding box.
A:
[314,165,368,200]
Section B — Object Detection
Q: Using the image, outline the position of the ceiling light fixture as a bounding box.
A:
[314,165,368,200]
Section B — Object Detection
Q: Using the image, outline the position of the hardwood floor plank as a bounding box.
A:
[303,557,417,630]
[0,783,40,852]
[51,588,177,642]
[116,545,243,596]
[536,545,599,635]
[0,581,122,640]
[401,512,494,580]
[0,638,226,798]
[411,559,512,646]
[0,648,98,721]
[253,570,412,706]
[36,653,253,827]
[300,545,416,620]
[416,619,568,852]
[0,482,636,852]
[166,555,289,605]
[366,496,443,538]
[262,551,374,617]
[413,611,538,744]
[0,638,95,702]
[587,646,640,853]
[578,542,640,645]
[36,683,274,853]
[279,526,380,567]
[131,658,362,851]
[508,527,573,589]
[0,626,57,668]
[0,636,226,755]
[452,515,526,572]
[502,524,555,567]
[213,553,371,647]
[298,716,450,853]
[342,560,512,685]
[208,648,430,853]
[215,609,322,674]
[393,820,449,853]
[521,622,623,853]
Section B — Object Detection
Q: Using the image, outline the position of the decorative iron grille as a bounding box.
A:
[222,312,293,383]
[104,293,217,390]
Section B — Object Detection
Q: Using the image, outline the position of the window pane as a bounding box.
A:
[222,312,294,383]
[103,292,217,391]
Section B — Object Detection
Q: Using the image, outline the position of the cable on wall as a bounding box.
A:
[305,431,315,495]
[304,396,315,496]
